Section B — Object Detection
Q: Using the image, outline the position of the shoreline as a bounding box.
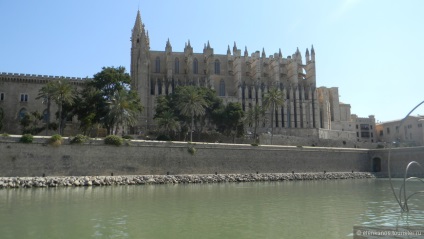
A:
[0,172,375,189]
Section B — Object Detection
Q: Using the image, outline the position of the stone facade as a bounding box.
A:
[376,116,424,146]
[0,73,84,135]
[130,10,320,134]
[0,10,374,141]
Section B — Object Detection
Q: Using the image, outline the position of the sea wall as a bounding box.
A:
[369,146,424,177]
[1,139,423,178]
[0,140,370,177]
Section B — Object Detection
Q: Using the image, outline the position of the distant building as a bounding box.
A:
[0,73,83,135]
[376,116,424,146]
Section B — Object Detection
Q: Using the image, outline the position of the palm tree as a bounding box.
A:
[36,81,56,135]
[106,90,142,135]
[155,110,180,137]
[51,79,75,135]
[176,86,207,142]
[263,87,284,144]
[245,104,265,144]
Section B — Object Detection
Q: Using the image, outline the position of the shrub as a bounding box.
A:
[49,134,63,146]
[251,143,259,146]
[71,134,89,144]
[187,146,196,155]
[104,135,123,146]
[1,133,10,137]
[20,134,33,143]
[157,134,171,141]
[122,135,134,140]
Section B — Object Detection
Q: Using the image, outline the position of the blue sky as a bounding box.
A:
[1,0,423,122]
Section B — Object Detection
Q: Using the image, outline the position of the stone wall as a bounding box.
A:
[1,139,423,178]
[0,140,370,177]
[369,146,424,177]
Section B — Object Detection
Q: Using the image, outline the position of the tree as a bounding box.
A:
[245,104,266,144]
[76,66,143,135]
[36,81,56,135]
[106,89,143,135]
[176,86,208,142]
[213,102,245,143]
[20,111,45,135]
[51,79,76,135]
[262,87,284,144]
[155,110,180,138]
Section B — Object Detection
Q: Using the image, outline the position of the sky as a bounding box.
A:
[1,0,423,123]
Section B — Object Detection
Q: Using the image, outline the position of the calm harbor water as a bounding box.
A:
[1,179,423,239]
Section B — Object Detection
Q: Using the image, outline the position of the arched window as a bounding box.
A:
[219,79,225,96]
[175,58,180,74]
[155,57,160,73]
[193,58,198,74]
[150,78,155,95]
[214,60,220,75]
[18,108,27,120]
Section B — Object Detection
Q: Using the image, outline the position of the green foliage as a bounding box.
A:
[76,67,143,135]
[20,111,45,135]
[20,134,34,144]
[157,134,172,141]
[251,143,259,146]
[122,135,134,140]
[376,144,385,149]
[213,102,245,143]
[187,146,197,155]
[49,134,63,146]
[262,87,284,144]
[1,133,10,137]
[245,105,266,144]
[70,134,90,144]
[104,135,123,146]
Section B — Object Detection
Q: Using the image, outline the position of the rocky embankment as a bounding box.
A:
[0,172,375,189]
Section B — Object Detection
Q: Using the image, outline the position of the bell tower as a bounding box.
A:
[130,10,151,130]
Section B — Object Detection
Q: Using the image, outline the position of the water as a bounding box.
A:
[1,179,423,239]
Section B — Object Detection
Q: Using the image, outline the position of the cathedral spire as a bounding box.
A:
[227,45,231,55]
[279,48,282,58]
[233,41,237,53]
[166,38,172,53]
[311,44,315,61]
[305,48,310,62]
[207,40,211,49]
[262,48,266,58]
[133,10,143,34]
[244,46,248,57]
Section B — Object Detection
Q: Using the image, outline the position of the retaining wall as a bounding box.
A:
[0,141,370,177]
[1,140,423,178]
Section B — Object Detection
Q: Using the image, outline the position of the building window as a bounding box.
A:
[379,130,383,136]
[361,132,370,138]
[360,124,369,130]
[356,124,358,129]
[18,108,27,120]
[214,60,220,75]
[175,58,179,74]
[193,58,198,74]
[155,57,160,73]
[0,92,4,101]
[219,79,225,96]
[418,123,422,128]
[386,127,390,134]
[370,125,373,130]
[20,94,28,102]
